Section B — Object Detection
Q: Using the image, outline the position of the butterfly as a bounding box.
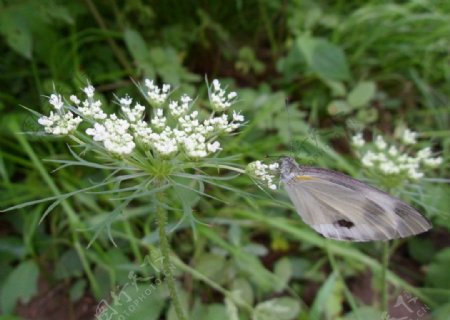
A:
[280,156,432,241]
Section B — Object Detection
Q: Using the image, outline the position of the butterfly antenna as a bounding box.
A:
[285,98,295,156]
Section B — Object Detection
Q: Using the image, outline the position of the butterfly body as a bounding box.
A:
[280,156,432,241]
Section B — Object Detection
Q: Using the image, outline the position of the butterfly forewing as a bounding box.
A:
[281,157,432,241]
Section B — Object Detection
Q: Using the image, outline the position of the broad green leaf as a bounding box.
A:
[327,99,352,116]
[426,248,450,290]
[55,249,84,280]
[0,260,39,314]
[103,249,133,284]
[235,254,274,292]
[310,271,342,320]
[0,8,33,59]
[69,279,86,302]
[408,238,437,264]
[123,28,154,76]
[98,284,165,320]
[231,278,254,306]
[274,257,293,292]
[253,297,300,320]
[225,297,239,320]
[201,304,229,320]
[0,236,26,260]
[347,82,376,108]
[356,108,378,123]
[326,80,347,97]
[433,302,450,320]
[243,243,268,256]
[297,36,350,81]
[342,306,383,319]
[195,253,226,280]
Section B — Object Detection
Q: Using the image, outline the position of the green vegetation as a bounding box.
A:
[0,0,449,319]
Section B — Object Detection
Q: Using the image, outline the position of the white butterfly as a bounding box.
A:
[280,156,432,241]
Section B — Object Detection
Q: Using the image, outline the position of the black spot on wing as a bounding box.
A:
[334,219,355,228]
[364,200,385,215]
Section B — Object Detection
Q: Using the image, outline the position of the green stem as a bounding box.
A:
[326,242,360,320]
[123,220,143,264]
[112,230,255,316]
[156,189,187,320]
[381,241,390,312]
[172,255,254,314]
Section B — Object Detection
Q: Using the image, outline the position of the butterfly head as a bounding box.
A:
[279,156,301,182]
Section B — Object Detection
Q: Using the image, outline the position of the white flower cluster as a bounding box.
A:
[209,79,238,112]
[86,114,135,155]
[38,80,245,158]
[144,80,171,107]
[71,85,107,120]
[246,161,279,190]
[38,94,82,135]
[352,129,443,180]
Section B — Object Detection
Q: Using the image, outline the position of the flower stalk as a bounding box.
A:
[156,187,187,320]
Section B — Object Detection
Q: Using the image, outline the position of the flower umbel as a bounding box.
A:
[352,128,442,185]
[37,79,245,160]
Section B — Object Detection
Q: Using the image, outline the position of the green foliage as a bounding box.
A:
[0,0,449,319]
[297,36,351,82]
[0,260,39,314]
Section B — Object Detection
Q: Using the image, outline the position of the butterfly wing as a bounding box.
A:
[283,167,432,241]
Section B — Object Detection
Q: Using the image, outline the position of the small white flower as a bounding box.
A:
[122,101,145,123]
[268,163,279,170]
[209,79,237,112]
[70,95,81,105]
[352,133,365,147]
[232,111,244,122]
[388,146,398,157]
[151,108,167,130]
[169,95,192,118]
[361,151,376,167]
[144,79,170,106]
[408,168,424,180]
[379,161,400,175]
[78,88,107,120]
[423,157,443,167]
[38,111,82,135]
[417,147,432,160]
[119,96,133,107]
[246,161,279,190]
[49,94,64,110]
[207,141,221,153]
[402,128,418,145]
[86,115,135,155]
[83,85,95,98]
[375,136,387,150]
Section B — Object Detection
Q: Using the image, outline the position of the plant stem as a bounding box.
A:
[381,241,390,313]
[326,242,360,320]
[172,255,255,314]
[156,189,187,320]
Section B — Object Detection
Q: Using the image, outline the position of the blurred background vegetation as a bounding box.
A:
[0,0,449,319]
